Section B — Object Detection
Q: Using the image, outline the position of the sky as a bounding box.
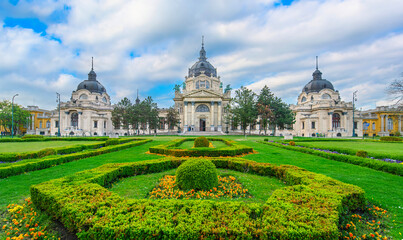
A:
[1,0,402,111]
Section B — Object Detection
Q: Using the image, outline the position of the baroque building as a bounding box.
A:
[50,60,114,136]
[174,41,231,133]
[23,106,52,136]
[290,58,362,137]
[360,105,403,137]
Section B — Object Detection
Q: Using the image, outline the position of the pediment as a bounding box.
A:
[183,90,222,98]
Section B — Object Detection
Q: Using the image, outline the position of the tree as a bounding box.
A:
[269,96,295,135]
[230,86,258,136]
[166,106,179,132]
[112,98,132,133]
[256,85,274,135]
[0,100,31,135]
[387,73,403,103]
[139,97,159,134]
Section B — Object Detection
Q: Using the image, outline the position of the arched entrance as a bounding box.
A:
[199,118,206,131]
[71,112,78,127]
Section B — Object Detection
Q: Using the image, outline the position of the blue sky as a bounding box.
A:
[1,0,403,110]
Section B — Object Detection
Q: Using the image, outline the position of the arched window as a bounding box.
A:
[102,97,107,103]
[322,93,331,99]
[387,118,393,130]
[332,113,340,129]
[363,122,368,130]
[79,94,88,99]
[372,122,376,130]
[71,112,78,127]
[196,104,209,112]
[196,80,210,89]
[46,120,50,128]
[301,96,306,102]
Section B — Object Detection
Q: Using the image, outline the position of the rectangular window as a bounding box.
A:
[354,122,357,129]
[94,121,98,128]
[55,121,59,128]
[302,122,305,129]
[311,122,315,129]
[104,121,106,129]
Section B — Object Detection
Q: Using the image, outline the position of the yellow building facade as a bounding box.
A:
[361,106,403,137]
[22,106,53,136]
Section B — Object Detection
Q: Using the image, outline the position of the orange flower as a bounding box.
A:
[370,233,375,237]
[349,232,354,237]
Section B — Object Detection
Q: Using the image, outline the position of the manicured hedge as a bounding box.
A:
[260,141,403,176]
[380,136,402,142]
[293,141,403,161]
[149,138,253,157]
[0,139,151,179]
[0,136,109,143]
[30,157,365,239]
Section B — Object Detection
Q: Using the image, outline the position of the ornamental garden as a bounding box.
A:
[0,135,402,239]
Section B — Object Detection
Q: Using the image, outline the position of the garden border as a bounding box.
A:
[149,138,253,157]
[31,157,365,239]
[0,139,152,179]
[259,141,403,176]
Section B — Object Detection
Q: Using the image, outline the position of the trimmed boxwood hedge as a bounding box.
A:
[149,138,253,157]
[260,141,403,176]
[30,157,365,239]
[0,139,151,179]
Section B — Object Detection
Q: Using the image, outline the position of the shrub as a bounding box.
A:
[289,141,295,146]
[37,148,57,158]
[22,135,44,139]
[380,136,402,142]
[176,159,218,190]
[356,150,368,158]
[394,131,401,137]
[105,139,119,146]
[264,138,268,142]
[194,136,209,147]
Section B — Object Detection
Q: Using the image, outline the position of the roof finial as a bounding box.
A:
[202,35,204,48]
[137,89,139,98]
[91,57,94,70]
[316,56,318,70]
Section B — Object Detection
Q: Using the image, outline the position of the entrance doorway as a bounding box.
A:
[199,119,206,131]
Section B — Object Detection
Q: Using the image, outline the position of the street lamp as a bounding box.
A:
[11,94,19,138]
[352,90,358,137]
[56,93,61,137]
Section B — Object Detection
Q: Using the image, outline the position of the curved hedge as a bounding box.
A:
[30,157,365,239]
[176,159,218,190]
[0,139,151,179]
[149,138,253,157]
[260,141,403,176]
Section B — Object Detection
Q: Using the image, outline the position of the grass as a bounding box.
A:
[0,141,100,153]
[295,141,403,157]
[0,135,401,238]
[109,168,285,204]
[176,140,228,149]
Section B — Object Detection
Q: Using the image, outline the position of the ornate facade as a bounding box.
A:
[50,61,114,136]
[174,42,231,133]
[290,58,363,137]
[360,105,403,136]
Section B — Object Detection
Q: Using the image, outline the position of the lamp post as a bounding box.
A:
[56,93,61,137]
[352,90,358,137]
[11,94,19,138]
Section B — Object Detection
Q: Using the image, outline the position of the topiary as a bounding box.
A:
[176,159,218,191]
[289,141,295,146]
[356,150,368,158]
[264,138,268,142]
[194,136,209,148]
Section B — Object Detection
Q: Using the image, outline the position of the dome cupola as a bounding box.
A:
[76,57,107,94]
[303,56,334,94]
[188,37,217,78]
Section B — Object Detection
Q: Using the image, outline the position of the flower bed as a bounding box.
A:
[0,139,151,179]
[260,141,403,176]
[149,138,253,157]
[30,157,365,239]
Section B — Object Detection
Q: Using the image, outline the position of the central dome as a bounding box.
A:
[303,59,335,93]
[76,61,107,94]
[188,43,217,77]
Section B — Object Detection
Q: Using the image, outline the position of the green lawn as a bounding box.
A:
[296,141,403,156]
[0,136,401,238]
[110,168,285,204]
[177,140,228,149]
[0,141,100,153]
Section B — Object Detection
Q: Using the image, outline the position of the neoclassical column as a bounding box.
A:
[210,101,215,131]
[191,101,195,129]
[31,114,34,130]
[328,112,333,131]
[184,101,188,129]
[386,115,389,131]
[380,114,384,132]
[217,102,222,131]
[399,115,402,133]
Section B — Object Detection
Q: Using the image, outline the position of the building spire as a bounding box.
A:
[202,35,204,48]
[199,36,207,61]
[316,56,318,70]
[135,89,140,105]
[88,57,97,81]
[91,57,94,70]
